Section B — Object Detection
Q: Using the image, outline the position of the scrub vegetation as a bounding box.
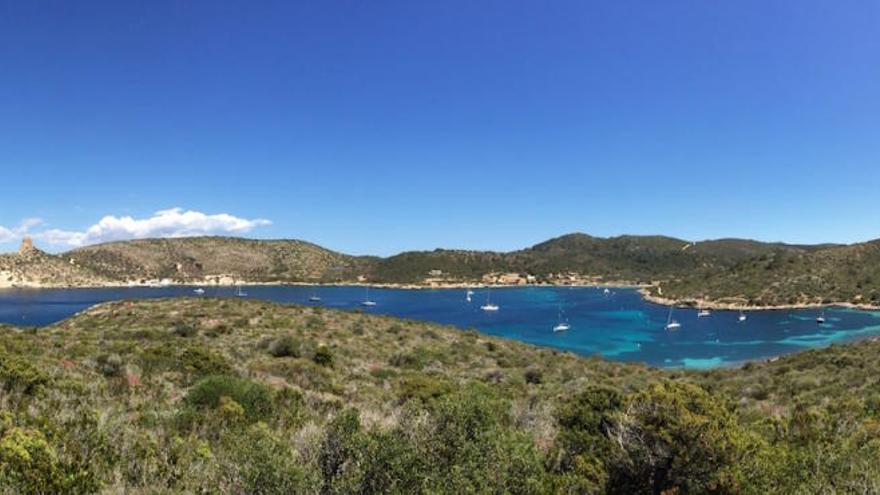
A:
[1,297,880,493]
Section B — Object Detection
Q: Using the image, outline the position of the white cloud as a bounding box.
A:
[0,218,43,244]
[0,226,14,244]
[2,208,271,249]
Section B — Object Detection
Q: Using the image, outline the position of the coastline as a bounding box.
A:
[2,278,879,311]
[639,289,880,312]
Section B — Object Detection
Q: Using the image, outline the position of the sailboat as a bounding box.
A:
[553,304,570,332]
[308,288,321,302]
[816,309,826,324]
[193,287,206,295]
[466,288,474,303]
[481,288,499,312]
[738,310,747,322]
[603,288,611,296]
[665,306,681,330]
[697,305,711,318]
[235,284,247,297]
[361,287,377,307]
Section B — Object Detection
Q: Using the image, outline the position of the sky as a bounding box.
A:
[1,1,878,256]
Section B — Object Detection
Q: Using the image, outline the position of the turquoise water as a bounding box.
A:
[2,285,879,369]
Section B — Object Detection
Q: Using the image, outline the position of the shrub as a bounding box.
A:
[0,351,48,395]
[268,335,301,358]
[179,347,234,379]
[606,381,746,494]
[140,345,232,383]
[172,322,198,338]
[96,353,125,377]
[319,409,367,493]
[313,346,334,367]
[415,384,547,493]
[306,315,325,330]
[389,350,426,370]
[397,375,454,404]
[524,369,543,385]
[0,426,100,493]
[216,422,316,493]
[185,376,274,422]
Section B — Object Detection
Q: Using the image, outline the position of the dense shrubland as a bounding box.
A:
[1,298,880,493]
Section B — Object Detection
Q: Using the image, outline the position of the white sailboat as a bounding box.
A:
[193,288,205,295]
[816,309,826,324]
[361,287,376,307]
[603,288,611,296]
[481,288,499,312]
[553,304,570,332]
[665,306,681,330]
[308,288,321,302]
[738,309,747,322]
[235,285,247,297]
[697,305,711,317]
[466,289,474,303]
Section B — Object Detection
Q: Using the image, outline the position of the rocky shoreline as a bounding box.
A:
[639,289,880,311]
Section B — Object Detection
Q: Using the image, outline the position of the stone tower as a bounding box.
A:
[19,236,35,255]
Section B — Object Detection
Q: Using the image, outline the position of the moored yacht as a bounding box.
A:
[553,304,570,332]
[665,306,681,330]
[361,287,376,307]
[308,288,321,302]
[481,288,499,312]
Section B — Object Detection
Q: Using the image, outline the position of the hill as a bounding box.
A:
[2,233,880,308]
[0,242,112,288]
[1,298,878,493]
[67,236,369,283]
[653,239,880,307]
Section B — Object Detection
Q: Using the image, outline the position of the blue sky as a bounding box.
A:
[1,1,878,255]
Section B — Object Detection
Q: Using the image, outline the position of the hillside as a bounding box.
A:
[653,239,880,307]
[67,236,369,283]
[2,233,880,307]
[1,298,879,493]
[368,233,813,286]
[0,243,113,288]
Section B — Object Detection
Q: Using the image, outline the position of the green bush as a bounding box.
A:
[524,369,542,385]
[605,381,746,494]
[216,422,315,493]
[396,374,454,404]
[172,322,198,337]
[140,345,232,383]
[185,376,274,422]
[0,351,49,395]
[95,353,125,377]
[313,346,334,367]
[268,335,301,358]
[0,425,100,494]
[415,384,547,494]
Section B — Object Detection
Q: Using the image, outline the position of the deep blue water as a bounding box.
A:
[2,285,880,369]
